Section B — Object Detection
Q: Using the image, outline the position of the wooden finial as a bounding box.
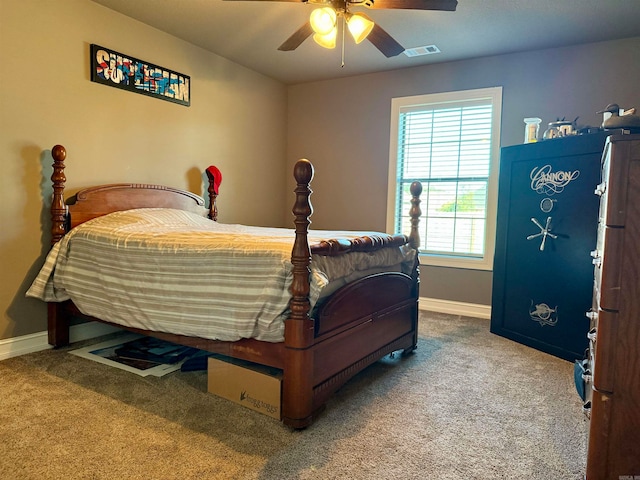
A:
[293,158,314,187]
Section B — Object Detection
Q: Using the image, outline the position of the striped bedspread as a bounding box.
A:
[27,208,415,342]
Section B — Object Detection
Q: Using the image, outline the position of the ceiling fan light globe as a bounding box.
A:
[310,7,337,35]
[347,13,374,44]
[313,27,337,49]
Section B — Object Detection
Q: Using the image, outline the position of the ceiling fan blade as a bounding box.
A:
[364,0,457,11]
[367,24,405,57]
[278,22,314,51]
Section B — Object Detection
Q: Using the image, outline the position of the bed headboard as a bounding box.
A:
[50,145,216,244]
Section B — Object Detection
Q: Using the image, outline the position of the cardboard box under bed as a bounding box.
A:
[207,355,282,420]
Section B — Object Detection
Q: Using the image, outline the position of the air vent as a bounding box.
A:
[404,45,440,57]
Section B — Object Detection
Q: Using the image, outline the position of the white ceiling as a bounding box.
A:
[90,0,640,84]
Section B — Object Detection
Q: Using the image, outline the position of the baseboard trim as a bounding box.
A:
[0,331,49,361]
[419,297,491,319]
[0,322,122,361]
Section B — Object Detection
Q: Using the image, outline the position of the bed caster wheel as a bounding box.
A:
[401,346,417,356]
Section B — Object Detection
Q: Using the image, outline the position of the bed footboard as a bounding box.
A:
[283,162,421,428]
[310,272,417,407]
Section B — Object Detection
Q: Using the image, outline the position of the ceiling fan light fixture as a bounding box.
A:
[313,27,337,49]
[310,7,337,35]
[347,13,374,44]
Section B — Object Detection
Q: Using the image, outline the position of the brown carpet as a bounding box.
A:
[0,312,588,479]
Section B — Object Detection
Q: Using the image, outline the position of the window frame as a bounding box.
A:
[386,87,503,271]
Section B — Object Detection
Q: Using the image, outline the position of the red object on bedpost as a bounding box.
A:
[205,165,222,221]
[283,158,316,428]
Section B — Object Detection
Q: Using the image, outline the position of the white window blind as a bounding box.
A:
[388,88,502,270]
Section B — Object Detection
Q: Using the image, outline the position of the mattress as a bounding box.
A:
[27,208,415,342]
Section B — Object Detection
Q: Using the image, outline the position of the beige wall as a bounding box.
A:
[1,0,288,340]
[286,36,640,305]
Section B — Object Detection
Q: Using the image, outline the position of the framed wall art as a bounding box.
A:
[90,44,190,106]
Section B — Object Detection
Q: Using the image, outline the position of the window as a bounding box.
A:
[387,87,502,270]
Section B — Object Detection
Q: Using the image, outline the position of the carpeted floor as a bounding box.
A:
[0,312,589,479]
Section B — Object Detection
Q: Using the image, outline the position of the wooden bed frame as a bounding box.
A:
[46,144,423,428]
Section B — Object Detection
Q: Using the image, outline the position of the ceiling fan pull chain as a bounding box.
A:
[341,15,346,67]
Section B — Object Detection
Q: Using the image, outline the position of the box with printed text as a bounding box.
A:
[207,356,282,420]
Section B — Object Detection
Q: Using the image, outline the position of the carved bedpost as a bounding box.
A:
[409,181,422,251]
[205,168,219,221]
[49,145,70,347]
[288,159,314,345]
[283,159,315,428]
[51,145,67,245]
[207,186,218,221]
[408,181,422,352]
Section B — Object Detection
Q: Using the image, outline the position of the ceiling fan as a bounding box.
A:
[224,0,458,58]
